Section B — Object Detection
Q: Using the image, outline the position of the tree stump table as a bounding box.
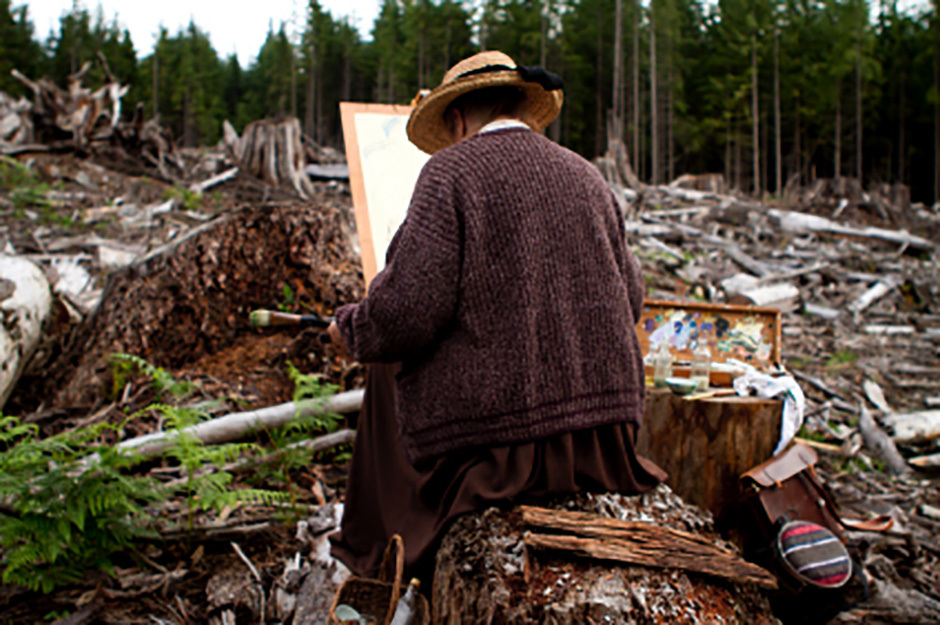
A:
[635,388,783,529]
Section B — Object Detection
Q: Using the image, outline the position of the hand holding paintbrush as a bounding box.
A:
[249,309,351,358]
[249,309,333,329]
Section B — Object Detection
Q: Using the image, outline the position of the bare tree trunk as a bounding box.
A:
[726,114,732,186]
[899,72,906,183]
[305,46,315,141]
[735,126,742,191]
[650,9,659,185]
[751,36,760,196]
[480,0,489,52]
[540,0,548,67]
[152,51,159,118]
[316,66,326,143]
[418,28,426,89]
[795,93,801,185]
[596,3,605,157]
[835,88,842,180]
[632,0,641,177]
[935,0,939,200]
[183,89,193,147]
[667,57,674,182]
[290,48,298,120]
[342,46,352,101]
[856,30,863,185]
[612,0,624,142]
[774,25,782,195]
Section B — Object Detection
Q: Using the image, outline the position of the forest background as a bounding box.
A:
[1,0,938,203]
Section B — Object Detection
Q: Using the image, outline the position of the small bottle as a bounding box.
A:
[652,342,674,388]
[389,578,420,625]
[690,336,711,391]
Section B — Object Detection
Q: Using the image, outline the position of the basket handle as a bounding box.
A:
[378,534,405,625]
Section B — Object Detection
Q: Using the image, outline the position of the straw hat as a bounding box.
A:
[406,51,564,155]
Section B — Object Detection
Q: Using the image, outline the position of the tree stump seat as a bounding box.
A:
[432,487,775,624]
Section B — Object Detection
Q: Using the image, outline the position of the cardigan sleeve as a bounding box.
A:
[335,158,462,363]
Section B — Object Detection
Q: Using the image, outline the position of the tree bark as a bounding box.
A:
[650,9,659,185]
[306,43,316,141]
[635,389,782,527]
[432,490,776,624]
[667,52,674,183]
[751,36,760,196]
[632,0,641,177]
[934,0,939,200]
[612,0,624,142]
[520,506,777,587]
[774,26,781,195]
[152,50,159,118]
[856,28,863,185]
[0,257,51,410]
[835,85,842,180]
[595,3,605,157]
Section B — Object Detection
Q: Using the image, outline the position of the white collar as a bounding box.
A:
[478,119,531,135]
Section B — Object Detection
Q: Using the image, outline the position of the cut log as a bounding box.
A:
[432,489,775,624]
[804,302,843,320]
[520,506,776,587]
[768,208,933,252]
[847,277,901,314]
[728,282,800,311]
[908,453,940,469]
[636,388,781,527]
[857,403,910,477]
[189,167,239,194]
[882,410,940,445]
[0,256,52,409]
[862,379,893,414]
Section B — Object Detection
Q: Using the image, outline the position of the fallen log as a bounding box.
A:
[0,255,52,409]
[729,282,801,311]
[116,397,362,458]
[433,489,775,624]
[520,506,776,587]
[847,277,900,314]
[768,209,933,252]
[882,410,940,445]
[857,403,910,477]
[908,453,940,469]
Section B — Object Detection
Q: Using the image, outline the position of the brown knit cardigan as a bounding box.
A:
[335,127,646,464]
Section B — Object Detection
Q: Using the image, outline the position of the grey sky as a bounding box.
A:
[23,0,382,65]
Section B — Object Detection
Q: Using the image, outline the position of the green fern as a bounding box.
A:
[0,415,164,593]
[110,353,196,399]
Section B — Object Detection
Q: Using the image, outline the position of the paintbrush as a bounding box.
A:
[249,309,334,328]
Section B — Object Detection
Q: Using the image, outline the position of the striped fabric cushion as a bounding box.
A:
[776,520,851,588]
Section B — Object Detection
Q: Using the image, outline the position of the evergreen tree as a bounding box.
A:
[0,0,42,96]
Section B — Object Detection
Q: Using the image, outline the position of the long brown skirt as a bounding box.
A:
[329,363,667,581]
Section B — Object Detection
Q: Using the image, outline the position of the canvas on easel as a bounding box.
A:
[340,102,430,287]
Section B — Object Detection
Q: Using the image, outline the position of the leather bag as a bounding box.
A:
[740,442,844,544]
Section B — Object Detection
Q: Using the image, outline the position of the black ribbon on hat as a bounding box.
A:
[457,64,564,91]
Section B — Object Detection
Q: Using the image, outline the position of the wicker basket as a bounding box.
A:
[329,535,430,625]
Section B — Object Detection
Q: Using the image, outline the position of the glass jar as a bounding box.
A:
[690,338,711,391]
[652,342,674,388]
